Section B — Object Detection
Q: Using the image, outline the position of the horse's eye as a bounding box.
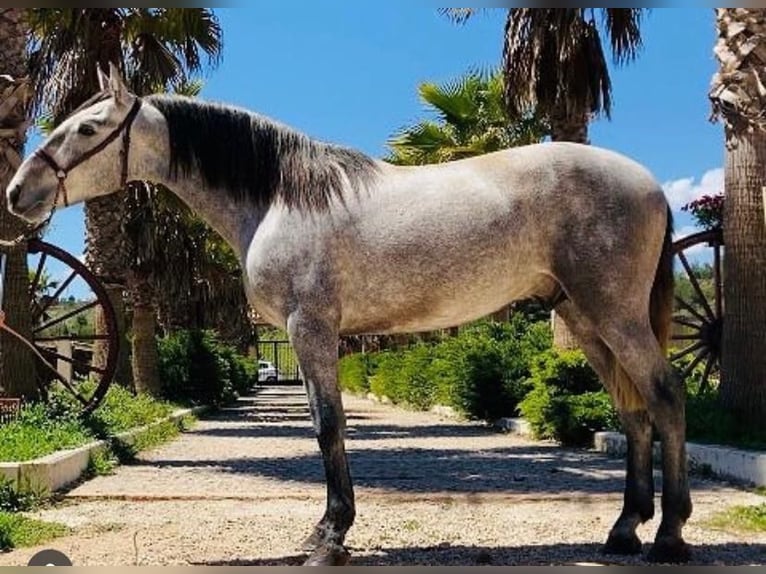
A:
[78,124,96,136]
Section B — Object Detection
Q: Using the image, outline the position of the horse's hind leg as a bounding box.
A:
[598,319,692,563]
[556,302,654,555]
[287,310,354,566]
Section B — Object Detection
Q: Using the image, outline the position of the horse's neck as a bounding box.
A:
[150,168,260,261]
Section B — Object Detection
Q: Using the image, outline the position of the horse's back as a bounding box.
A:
[246,142,668,333]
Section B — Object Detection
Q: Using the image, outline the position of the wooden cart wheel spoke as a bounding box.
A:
[672,314,704,330]
[35,269,78,319]
[679,348,710,383]
[29,251,47,313]
[27,239,119,414]
[672,332,704,341]
[676,250,715,322]
[670,228,723,393]
[670,340,706,362]
[33,300,99,334]
[41,347,108,376]
[674,295,710,325]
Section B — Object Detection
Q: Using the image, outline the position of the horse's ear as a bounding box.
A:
[96,66,109,92]
[107,61,129,106]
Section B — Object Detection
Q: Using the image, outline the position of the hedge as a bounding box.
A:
[339,315,552,421]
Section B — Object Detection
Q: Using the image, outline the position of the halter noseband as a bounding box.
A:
[0,97,142,248]
[35,97,142,210]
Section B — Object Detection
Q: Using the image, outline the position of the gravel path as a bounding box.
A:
[4,386,765,566]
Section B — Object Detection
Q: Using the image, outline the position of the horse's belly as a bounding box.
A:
[338,267,555,335]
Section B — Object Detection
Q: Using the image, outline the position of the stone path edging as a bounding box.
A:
[593,430,766,487]
[0,405,209,496]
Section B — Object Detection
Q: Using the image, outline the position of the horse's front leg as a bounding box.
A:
[287,310,354,566]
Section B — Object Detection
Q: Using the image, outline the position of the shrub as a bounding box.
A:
[338,353,373,394]
[158,330,254,406]
[519,349,618,446]
[448,317,551,420]
[342,316,552,420]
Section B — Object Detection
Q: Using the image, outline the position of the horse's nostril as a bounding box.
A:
[8,184,21,207]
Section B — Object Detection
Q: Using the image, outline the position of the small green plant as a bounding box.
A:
[0,512,69,551]
[87,449,118,477]
[709,504,766,533]
[518,349,618,446]
[0,479,38,513]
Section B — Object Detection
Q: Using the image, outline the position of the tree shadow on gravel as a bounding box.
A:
[136,442,726,496]
[194,541,766,566]
[190,421,497,440]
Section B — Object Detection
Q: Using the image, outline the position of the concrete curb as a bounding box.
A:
[493,417,533,437]
[0,405,209,496]
[594,430,766,487]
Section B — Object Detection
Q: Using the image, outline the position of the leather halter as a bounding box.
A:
[35,97,142,209]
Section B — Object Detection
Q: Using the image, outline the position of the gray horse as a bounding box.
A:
[7,64,690,566]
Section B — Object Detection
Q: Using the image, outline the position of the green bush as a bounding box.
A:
[685,386,766,450]
[340,316,552,420]
[158,330,254,406]
[338,353,373,394]
[519,349,618,446]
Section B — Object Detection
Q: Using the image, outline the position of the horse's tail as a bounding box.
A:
[649,205,675,355]
[612,205,674,412]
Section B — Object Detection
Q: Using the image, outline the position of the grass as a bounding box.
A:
[709,504,766,533]
[0,385,181,463]
[0,405,93,462]
[0,512,69,551]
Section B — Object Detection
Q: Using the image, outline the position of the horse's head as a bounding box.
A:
[7,63,144,224]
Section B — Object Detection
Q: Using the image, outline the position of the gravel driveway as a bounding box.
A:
[3,385,765,566]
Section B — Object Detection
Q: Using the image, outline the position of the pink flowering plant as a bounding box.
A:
[681,192,724,231]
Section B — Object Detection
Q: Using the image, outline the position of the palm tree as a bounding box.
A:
[387,69,547,330]
[0,9,37,399]
[387,70,544,165]
[709,8,766,426]
[27,8,223,393]
[443,8,645,347]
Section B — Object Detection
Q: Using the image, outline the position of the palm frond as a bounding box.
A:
[439,8,477,25]
[602,9,645,65]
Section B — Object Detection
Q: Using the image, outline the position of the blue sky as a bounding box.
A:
[36,6,722,268]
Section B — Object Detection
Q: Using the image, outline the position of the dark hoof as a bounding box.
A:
[602,532,642,555]
[647,538,692,564]
[303,544,350,566]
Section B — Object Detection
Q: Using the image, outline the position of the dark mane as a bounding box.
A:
[144,94,378,211]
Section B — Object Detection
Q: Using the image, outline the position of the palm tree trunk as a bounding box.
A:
[549,113,589,350]
[128,269,161,395]
[712,8,766,428]
[0,10,36,399]
[85,195,133,387]
[719,131,766,424]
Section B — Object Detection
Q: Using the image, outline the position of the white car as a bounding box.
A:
[257,360,282,383]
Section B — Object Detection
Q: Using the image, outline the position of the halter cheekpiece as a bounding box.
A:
[35,97,142,210]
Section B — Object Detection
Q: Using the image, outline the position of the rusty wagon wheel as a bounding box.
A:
[670,227,723,393]
[27,238,119,414]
